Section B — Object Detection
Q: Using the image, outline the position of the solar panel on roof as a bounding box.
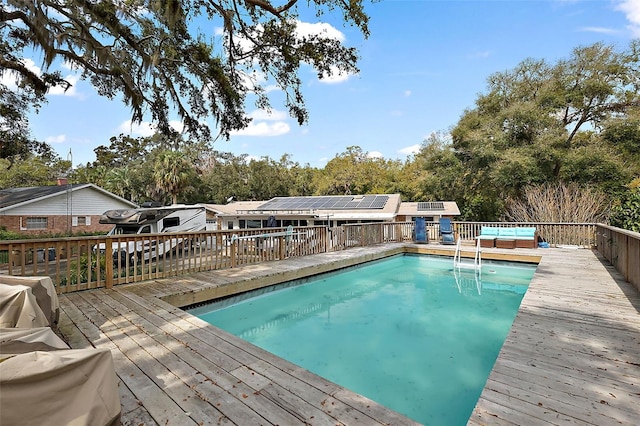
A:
[256,195,389,210]
[417,202,445,211]
[371,196,388,208]
[358,197,374,208]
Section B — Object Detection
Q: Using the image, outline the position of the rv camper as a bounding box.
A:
[99,204,206,263]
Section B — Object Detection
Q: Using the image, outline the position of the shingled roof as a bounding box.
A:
[0,185,86,209]
[0,184,137,212]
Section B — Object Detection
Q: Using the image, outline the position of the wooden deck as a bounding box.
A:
[56,244,640,425]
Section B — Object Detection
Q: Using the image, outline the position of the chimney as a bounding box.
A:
[57,178,68,186]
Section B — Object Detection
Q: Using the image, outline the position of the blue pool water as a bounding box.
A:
[190,255,536,425]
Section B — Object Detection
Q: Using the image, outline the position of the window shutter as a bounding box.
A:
[86,216,91,225]
[72,216,78,226]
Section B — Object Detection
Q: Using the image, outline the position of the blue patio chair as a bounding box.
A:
[439,217,455,245]
[413,217,428,243]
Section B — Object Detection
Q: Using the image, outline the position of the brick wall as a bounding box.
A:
[0,215,113,236]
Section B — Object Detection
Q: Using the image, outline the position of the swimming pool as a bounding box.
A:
[190,254,536,425]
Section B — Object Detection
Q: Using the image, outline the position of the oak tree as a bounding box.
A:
[1,0,370,141]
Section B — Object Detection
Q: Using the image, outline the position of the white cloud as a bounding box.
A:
[231,121,290,137]
[320,66,353,84]
[616,0,640,36]
[1,58,80,97]
[168,120,184,133]
[579,26,618,34]
[48,74,80,97]
[228,109,290,136]
[404,90,412,97]
[367,151,383,159]
[469,51,491,59]
[398,144,421,156]
[217,21,349,85]
[295,21,345,42]
[45,134,66,144]
[390,110,404,117]
[0,58,41,89]
[117,120,155,137]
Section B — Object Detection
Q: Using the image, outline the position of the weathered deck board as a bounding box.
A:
[470,248,640,425]
[55,244,640,425]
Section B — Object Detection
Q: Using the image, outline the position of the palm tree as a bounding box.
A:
[104,166,133,200]
[152,149,192,204]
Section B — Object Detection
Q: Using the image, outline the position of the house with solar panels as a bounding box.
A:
[205,195,460,230]
[395,201,461,223]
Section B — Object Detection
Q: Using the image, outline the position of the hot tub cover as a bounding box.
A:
[0,276,59,327]
[0,284,49,328]
[0,327,69,356]
[0,348,121,426]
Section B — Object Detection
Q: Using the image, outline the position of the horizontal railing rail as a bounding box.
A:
[453,222,597,247]
[3,220,636,294]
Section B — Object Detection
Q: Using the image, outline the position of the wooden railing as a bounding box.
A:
[2,220,635,294]
[330,222,416,249]
[595,224,640,292]
[453,222,597,247]
[0,226,328,293]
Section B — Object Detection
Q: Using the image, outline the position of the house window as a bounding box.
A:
[412,216,434,223]
[247,220,262,229]
[72,216,92,226]
[238,219,261,229]
[26,217,48,229]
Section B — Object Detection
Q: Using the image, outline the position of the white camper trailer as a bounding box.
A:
[99,204,206,263]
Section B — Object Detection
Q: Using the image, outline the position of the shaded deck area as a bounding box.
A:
[56,244,640,425]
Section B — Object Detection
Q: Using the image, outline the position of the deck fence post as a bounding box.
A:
[279,236,285,259]
[231,241,237,268]
[105,240,114,289]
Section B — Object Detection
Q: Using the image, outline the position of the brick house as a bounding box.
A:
[0,182,138,236]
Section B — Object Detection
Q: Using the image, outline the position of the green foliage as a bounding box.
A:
[462,195,505,222]
[0,230,105,241]
[153,149,196,204]
[609,187,640,232]
[0,226,22,240]
[61,253,163,286]
[0,156,69,189]
[448,41,640,220]
[2,0,370,142]
[0,33,66,168]
[313,146,401,196]
[199,151,252,203]
[63,254,107,286]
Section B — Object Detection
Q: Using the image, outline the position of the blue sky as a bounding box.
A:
[11,0,640,168]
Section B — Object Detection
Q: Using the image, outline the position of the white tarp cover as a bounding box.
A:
[0,348,121,426]
[0,327,69,357]
[0,284,49,328]
[0,276,59,327]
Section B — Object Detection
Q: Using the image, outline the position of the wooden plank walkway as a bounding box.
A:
[469,247,640,426]
[55,245,640,425]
